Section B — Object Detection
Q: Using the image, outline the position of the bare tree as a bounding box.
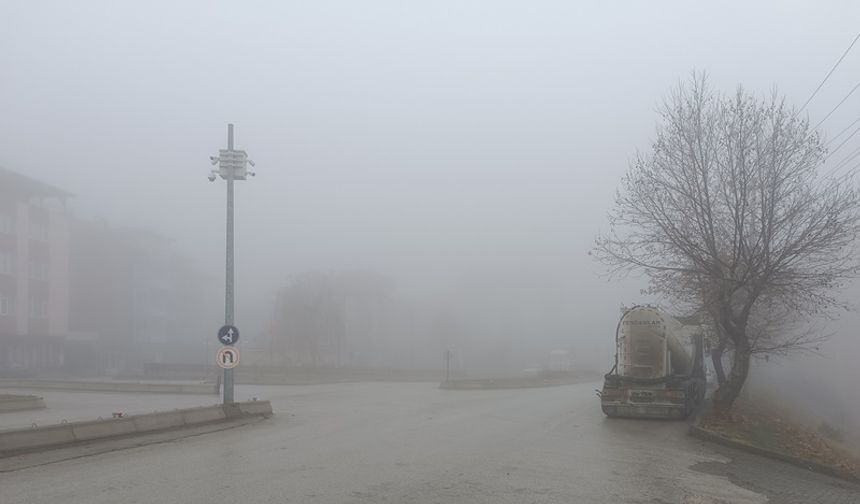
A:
[701,288,827,389]
[594,74,860,410]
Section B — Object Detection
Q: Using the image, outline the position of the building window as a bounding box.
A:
[28,259,48,280]
[29,295,48,319]
[0,292,13,316]
[0,252,14,275]
[0,213,13,234]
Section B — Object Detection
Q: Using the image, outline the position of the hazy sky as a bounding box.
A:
[3,1,860,375]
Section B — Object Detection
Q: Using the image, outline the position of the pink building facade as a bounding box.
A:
[0,167,70,373]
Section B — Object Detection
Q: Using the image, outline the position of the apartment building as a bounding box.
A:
[0,167,70,373]
[67,221,220,374]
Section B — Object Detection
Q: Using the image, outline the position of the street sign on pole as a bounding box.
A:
[217,325,240,345]
[216,346,240,369]
[208,124,255,404]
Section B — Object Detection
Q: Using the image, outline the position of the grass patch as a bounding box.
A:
[699,399,860,479]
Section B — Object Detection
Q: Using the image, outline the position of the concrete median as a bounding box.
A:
[0,379,215,395]
[0,424,76,452]
[237,400,274,416]
[0,394,46,412]
[72,418,137,441]
[181,405,227,424]
[132,411,186,432]
[0,400,272,457]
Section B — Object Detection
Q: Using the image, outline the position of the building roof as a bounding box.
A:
[0,166,71,198]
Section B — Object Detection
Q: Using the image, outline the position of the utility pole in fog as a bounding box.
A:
[444,350,453,382]
[208,124,255,404]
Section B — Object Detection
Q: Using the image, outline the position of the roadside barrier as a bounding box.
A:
[0,400,272,456]
[0,379,215,394]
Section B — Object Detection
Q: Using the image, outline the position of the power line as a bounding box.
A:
[813,80,860,130]
[799,31,860,114]
[825,123,860,159]
[833,143,860,171]
[826,116,860,145]
[822,135,860,179]
[823,156,857,180]
[830,158,860,181]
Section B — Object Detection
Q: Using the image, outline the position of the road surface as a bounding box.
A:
[1,381,857,503]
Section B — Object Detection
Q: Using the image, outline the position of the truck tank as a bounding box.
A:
[599,305,706,419]
[619,306,691,379]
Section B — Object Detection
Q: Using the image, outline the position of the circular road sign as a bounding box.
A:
[216,346,240,369]
[217,325,240,345]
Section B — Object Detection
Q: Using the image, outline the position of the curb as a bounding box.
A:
[688,424,860,484]
[0,400,272,457]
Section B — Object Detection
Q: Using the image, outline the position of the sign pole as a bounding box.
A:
[210,124,253,405]
[224,124,235,404]
[445,350,451,382]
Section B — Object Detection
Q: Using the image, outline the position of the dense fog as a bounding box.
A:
[2,1,860,435]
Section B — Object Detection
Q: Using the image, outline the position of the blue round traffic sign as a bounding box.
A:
[217,325,240,345]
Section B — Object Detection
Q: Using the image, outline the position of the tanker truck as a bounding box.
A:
[598,306,706,419]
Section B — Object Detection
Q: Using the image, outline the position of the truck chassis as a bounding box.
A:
[598,306,707,420]
[599,373,705,419]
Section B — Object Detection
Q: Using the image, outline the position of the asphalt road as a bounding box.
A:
[1,381,857,503]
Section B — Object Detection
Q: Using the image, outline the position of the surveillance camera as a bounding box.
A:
[208,172,217,182]
[249,171,256,177]
[248,159,256,167]
[210,156,219,166]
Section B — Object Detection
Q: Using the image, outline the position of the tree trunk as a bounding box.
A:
[712,338,751,410]
[711,339,727,385]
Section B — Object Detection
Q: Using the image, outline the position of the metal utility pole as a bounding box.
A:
[444,350,452,382]
[224,124,236,404]
[209,124,255,404]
